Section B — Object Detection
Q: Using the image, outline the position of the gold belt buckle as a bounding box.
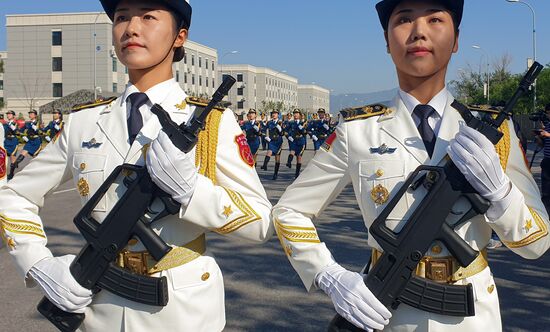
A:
[121,251,150,275]
[425,257,453,283]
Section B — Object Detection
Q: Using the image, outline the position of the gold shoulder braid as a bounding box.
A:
[71,96,117,113]
[494,116,510,171]
[340,103,388,122]
[191,100,224,185]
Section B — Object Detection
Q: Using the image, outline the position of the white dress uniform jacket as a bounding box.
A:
[272,91,549,332]
[0,79,272,332]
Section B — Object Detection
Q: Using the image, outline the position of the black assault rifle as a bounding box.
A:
[329,62,543,331]
[37,75,236,332]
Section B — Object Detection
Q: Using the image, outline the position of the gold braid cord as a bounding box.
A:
[503,207,549,248]
[494,118,511,171]
[195,109,223,185]
[0,214,46,239]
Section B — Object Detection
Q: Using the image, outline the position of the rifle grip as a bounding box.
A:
[439,223,478,267]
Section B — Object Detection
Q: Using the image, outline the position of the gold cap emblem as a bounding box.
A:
[370,184,389,204]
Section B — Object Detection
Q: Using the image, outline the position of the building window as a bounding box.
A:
[237,87,244,96]
[52,31,62,46]
[211,61,215,71]
[125,67,128,74]
[199,76,202,86]
[53,83,63,97]
[52,57,62,71]
[112,58,117,72]
[113,83,118,92]
[199,56,202,68]
[237,101,244,109]
[206,77,209,87]
[191,55,195,66]
[0,80,3,90]
[184,73,187,84]
[212,78,215,87]
[205,59,209,70]
[184,54,187,64]
[176,70,180,82]
[192,74,195,84]
[237,74,243,82]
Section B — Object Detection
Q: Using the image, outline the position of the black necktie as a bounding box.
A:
[127,92,149,144]
[413,104,436,158]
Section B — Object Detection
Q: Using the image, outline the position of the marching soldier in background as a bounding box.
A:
[272,0,550,331]
[0,118,6,186]
[42,109,64,144]
[309,108,333,152]
[0,0,272,331]
[240,108,262,165]
[8,109,43,180]
[261,109,284,180]
[285,109,308,178]
[283,112,292,152]
[3,110,20,176]
[260,112,268,150]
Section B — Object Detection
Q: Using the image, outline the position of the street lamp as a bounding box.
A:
[93,12,103,101]
[472,45,490,104]
[506,0,537,112]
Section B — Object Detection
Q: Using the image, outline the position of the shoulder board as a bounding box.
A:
[185,97,225,111]
[71,97,117,113]
[467,104,501,114]
[340,104,388,122]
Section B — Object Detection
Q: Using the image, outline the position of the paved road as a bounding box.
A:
[1,145,549,331]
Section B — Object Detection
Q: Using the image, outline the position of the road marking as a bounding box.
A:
[52,188,77,195]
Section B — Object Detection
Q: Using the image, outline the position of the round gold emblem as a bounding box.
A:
[431,245,442,254]
[375,169,384,177]
[77,178,90,197]
[201,272,210,281]
[79,163,86,171]
[370,184,389,205]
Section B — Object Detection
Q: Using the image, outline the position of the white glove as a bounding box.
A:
[288,136,294,142]
[323,123,330,130]
[32,125,38,131]
[45,136,52,142]
[312,135,319,141]
[448,125,511,202]
[22,136,29,142]
[146,131,198,207]
[276,124,282,132]
[28,255,93,313]
[316,263,391,331]
[10,124,16,130]
[298,125,304,130]
[54,124,60,130]
[253,125,260,132]
[265,136,272,142]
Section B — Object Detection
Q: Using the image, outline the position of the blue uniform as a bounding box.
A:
[43,119,63,143]
[266,119,284,155]
[309,119,333,151]
[286,120,307,156]
[21,120,43,156]
[260,120,268,150]
[240,119,262,155]
[3,120,20,156]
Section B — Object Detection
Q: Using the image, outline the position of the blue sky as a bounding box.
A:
[1,0,549,94]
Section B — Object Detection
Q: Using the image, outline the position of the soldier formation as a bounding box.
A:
[0,0,549,332]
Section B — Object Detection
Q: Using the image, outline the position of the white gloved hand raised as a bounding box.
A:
[265,136,272,142]
[447,125,510,201]
[316,263,391,331]
[276,124,282,132]
[146,131,198,207]
[288,136,294,142]
[312,135,319,141]
[28,255,93,313]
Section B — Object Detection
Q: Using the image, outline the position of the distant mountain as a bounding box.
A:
[330,88,397,112]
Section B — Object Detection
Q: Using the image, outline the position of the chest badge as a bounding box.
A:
[82,138,103,149]
[371,184,389,205]
[175,100,187,110]
[370,143,396,155]
[77,178,90,197]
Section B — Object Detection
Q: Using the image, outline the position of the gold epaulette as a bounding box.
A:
[71,97,117,113]
[340,104,388,122]
[185,97,225,111]
[468,104,502,114]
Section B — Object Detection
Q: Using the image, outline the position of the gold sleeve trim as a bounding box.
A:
[274,218,321,244]
[195,109,224,185]
[494,119,510,172]
[0,214,46,239]
[503,207,549,248]
[214,187,261,234]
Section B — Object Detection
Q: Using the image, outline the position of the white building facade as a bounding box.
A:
[297,84,331,115]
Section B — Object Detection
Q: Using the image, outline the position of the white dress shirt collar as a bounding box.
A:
[398,86,448,119]
[122,78,178,123]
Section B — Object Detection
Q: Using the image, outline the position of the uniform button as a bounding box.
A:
[375,169,384,177]
[487,285,495,294]
[80,163,86,171]
[431,245,442,254]
[201,272,210,281]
